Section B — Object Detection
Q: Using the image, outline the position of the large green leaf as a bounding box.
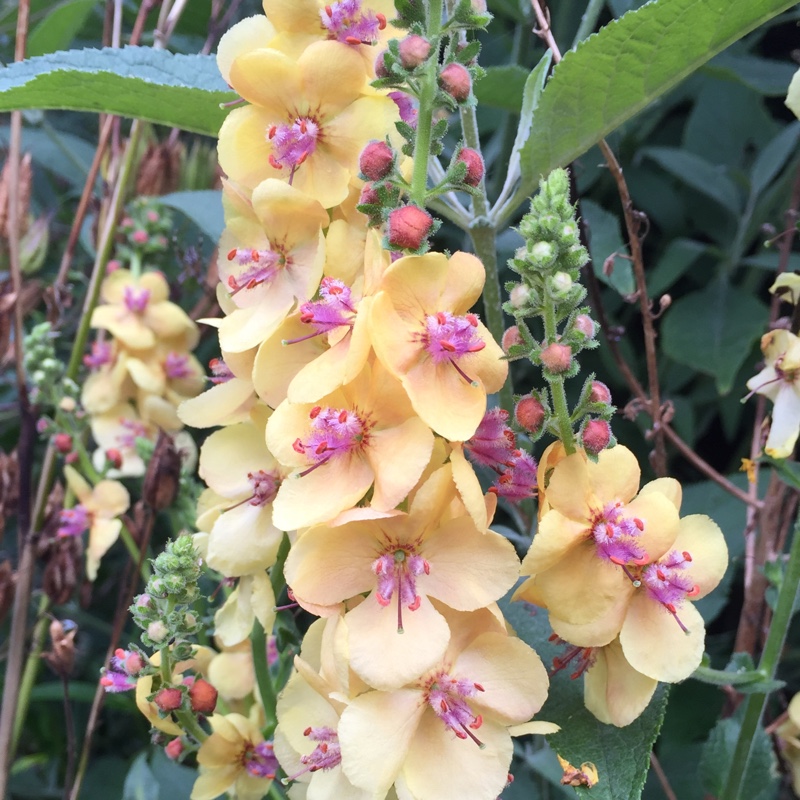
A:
[500,596,668,800]
[474,65,529,112]
[520,0,798,186]
[0,47,235,136]
[27,0,97,57]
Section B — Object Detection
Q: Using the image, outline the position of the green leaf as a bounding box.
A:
[474,65,529,112]
[641,147,742,216]
[647,238,709,297]
[501,595,668,800]
[581,199,634,296]
[27,0,97,57]
[0,47,235,136]
[520,0,798,185]
[699,715,778,799]
[761,454,800,493]
[750,120,800,197]
[123,753,160,800]
[159,190,223,241]
[661,284,768,394]
[705,51,799,97]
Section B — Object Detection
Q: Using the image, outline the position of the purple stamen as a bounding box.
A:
[164,352,192,380]
[641,550,698,632]
[372,548,429,633]
[245,741,279,779]
[268,118,319,174]
[83,341,113,369]
[320,0,385,45]
[226,248,283,294]
[283,727,342,784]
[57,505,90,538]
[464,408,516,470]
[590,502,646,565]
[284,278,357,345]
[209,358,234,384]
[426,673,485,748]
[123,286,150,314]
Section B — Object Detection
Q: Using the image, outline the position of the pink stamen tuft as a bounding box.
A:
[83,340,113,369]
[164,352,192,380]
[294,406,369,475]
[269,117,320,176]
[285,278,357,344]
[319,0,383,44]
[464,408,516,470]
[590,502,646,565]
[245,741,279,779]
[57,505,90,538]
[123,286,150,314]
[226,248,283,294]
[371,548,429,632]
[425,672,485,748]
[208,358,234,384]
[641,549,696,631]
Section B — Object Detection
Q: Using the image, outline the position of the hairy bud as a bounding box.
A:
[398,35,431,69]
[456,147,484,187]
[359,141,395,181]
[582,419,611,455]
[387,205,433,251]
[540,342,572,373]
[515,395,546,434]
[438,63,471,103]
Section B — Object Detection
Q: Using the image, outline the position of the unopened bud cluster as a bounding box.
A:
[504,169,615,450]
[24,322,78,407]
[130,534,203,652]
[117,197,173,264]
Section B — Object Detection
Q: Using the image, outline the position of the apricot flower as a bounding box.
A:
[284,464,520,689]
[59,466,129,581]
[338,607,552,800]
[369,252,507,441]
[746,328,800,458]
[218,40,398,207]
[266,360,434,530]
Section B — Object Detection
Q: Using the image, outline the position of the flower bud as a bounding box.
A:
[530,241,555,263]
[36,417,50,434]
[574,314,596,338]
[359,141,395,181]
[502,326,523,352]
[154,687,183,713]
[540,342,572,373]
[387,205,433,251]
[65,452,79,464]
[375,50,390,78]
[359,182,381,206]
[438,63,471,103]
[189,678,218,715]
[147,620,169,643]
[105,448,123,469]
[165,738,183,760]
[53,433,73,454]
[581,419,611,455]
[121,649,145,675]
[107,259,121,272]
[515,395,545,434]
[589,380,612,405]
[456,147,484,187]
[132,229,149,245]
[509,284,531,309]
[58,397,76,413]
[398,35,431,69]
[550,271,572,295]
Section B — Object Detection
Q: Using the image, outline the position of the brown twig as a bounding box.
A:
[61,676,75,800]
[649,751,678,800]
[531,0,667,475]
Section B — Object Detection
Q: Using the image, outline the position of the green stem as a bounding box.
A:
[542,296,576,453]
[11,595,49,752]
[409,0,444,206]
[174,709,208,744]
[571,0,605,47]
[721,511,800,800]
[119,525,151,581]
[252,617,278,737]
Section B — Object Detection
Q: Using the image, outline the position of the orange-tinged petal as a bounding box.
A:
[298,41,368,117]
[86,518,122,581]
[625,491,680,562]
[284,521,378,606]
[216,16,276,83]
[367,418,434,511]
[63,465,92,504]
[339,689,426,795]
[669,514,728,599]
[289,145,352,209]
[347,595,450,690]
[535,452,593,521]
[218,105,279,190]
[584,638,658,727]
[199,421,275,498]
[261,0,320,33]
[369,291,421,378]
[449,444,487,531]
[217,294,295,353]
[421,521,519,610]
[548,592,630,648]
[619,590,705,682]
[439,251,485,312]
[207,503,282,576]
[454,632,549,723]
[91,479,130,518]
[191,765,241,800]
[215,573,276,647]
[584,445,641,505]
[178,378,255,428]
[229,47,301,115]
[638,477,682,511]
[401,712,512,800]
[251,178,329,251]
[519,509,590,575]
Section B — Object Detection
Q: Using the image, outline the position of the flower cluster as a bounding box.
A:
[153,2,555,797]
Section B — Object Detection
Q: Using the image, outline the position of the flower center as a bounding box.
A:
[164,352,191,380]
[464,408,516,470]
[292,406,370,475]
[489,449,538,502]
[84,340,112,369]
[589,502,646,569]
[283,727,342,785]
[116,418,149,450]
[247,469,281,506]
[57,504,91,538]
[372,547,430,633]
[123,286,150,314]
[424,671,486,747]
[268,117,320,177]
[320,1,387,45]
[244,741,278,779]
[420,311,486,384]
[284,278,357,345]
[640,550,699,633]
[208,358,234,384]
[226,247,284,295]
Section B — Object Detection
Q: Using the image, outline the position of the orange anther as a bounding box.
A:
[376,12,387,28]
[466,313,478,326]
[682,551,693,562]
[338,410,348,423]
[634,518,644,530]
[269,154,283,169]
[408,595,421,611]
[315,443,328,455]
[474,682,485,692]
[268,125,277,139]
[470,715,483,729]
[292,438,305,453]
[468,341,486,352]
[440,340,456,352]
[345,35,361,44]
[227,248,238,260]
[303,727,312,736]
[310,406,322,418]
[437,311,447,324]
[687,584,700,597]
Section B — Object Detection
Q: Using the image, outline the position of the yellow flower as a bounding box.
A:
[777,693,800,796]
[369,252,508,441]
[746,328,800,458]
[59,466,129,582]
[91,269,197,351]
[218,40,398,207]
[266,360,434,530]
[337,607,551,800]
[285,463,521,689]
[192,713,278,800]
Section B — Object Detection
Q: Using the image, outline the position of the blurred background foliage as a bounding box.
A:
[1,0,799,797]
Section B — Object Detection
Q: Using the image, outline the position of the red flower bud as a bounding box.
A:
[165,738,183,760]
[456,148,484,187]
[582,419,611,455]
[188,678,218,715]
[132,229,149,245]
[375,50,390,78]
[502,325,523,353]
[53,433,73,454]
[589,381,612,405]
[439,63,472,103]
[359,141,395,181]
[398,35,432,69]
[359,182,381,206]
[515,395,545,434]
[154,687,183,713]
[574,314,596,339]
[540,342,572,373]
[387,205,433,251]
[105,448,123,469]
